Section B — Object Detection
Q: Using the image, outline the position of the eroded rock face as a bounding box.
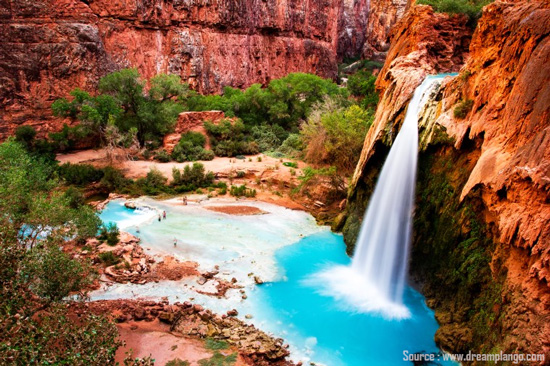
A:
[350,5,472,192]
[362,0,409,60]
[344,0,550,359]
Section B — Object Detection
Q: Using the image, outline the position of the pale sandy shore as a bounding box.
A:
[58,148,307,210]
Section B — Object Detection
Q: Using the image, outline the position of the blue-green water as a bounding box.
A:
[250,232,449,366]
[97,200,453,365]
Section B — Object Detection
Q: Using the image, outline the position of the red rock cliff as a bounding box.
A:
[0,0,347,138]
[345,0,550,358]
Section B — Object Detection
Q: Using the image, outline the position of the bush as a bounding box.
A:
[171,132,215,162]
[59,163,104,186]
[347,70,379,109]
[154,149,170,162]
[205,119,259,157]
[98,251,121,267]
[205,338,229,350]
[15,125,37,147]
[230,185,256,198]
[250,124,287,151]
[98,222,120,246]
[64,186,85,208]
[301,103,373,173]
[172,163,215,191]
[166,359,190,366]
[138,168,168,195]
[100,166,128,191]
[278,134,303,157]
[417,0,493,22]
[454,99,474,119]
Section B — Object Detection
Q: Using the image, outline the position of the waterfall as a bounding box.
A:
[306,75,448,319]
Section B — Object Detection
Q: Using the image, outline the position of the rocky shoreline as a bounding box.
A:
[70,300,295,366]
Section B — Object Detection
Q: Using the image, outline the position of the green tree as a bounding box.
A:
[301,101,373,173]
[0,140,118,365]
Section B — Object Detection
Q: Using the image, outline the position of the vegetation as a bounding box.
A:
[301,100,373,173]
[59,162,105,186]
[205,119,259,157]
[417,0,493,22]
[98,251,122,267]
[0,140,119,364]
[53,69,187,147]
[171,163,215,192]
[205,338,229,351]
[198,352,237,366]
[98,222,120,246]
[229,185,257,198]
[188,73,346,130]
[171,132,215,162]
[453,99,474,119]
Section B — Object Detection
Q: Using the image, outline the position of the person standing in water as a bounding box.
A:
[163,211,166,220]
[158,214,161,222]
[173,238,177,247]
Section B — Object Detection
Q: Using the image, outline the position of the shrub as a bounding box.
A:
[59,163,104,186]
[100,166,128,191]
[205,119,259,157]
[230,185,256,198]
[15,125,37,147]
[138,168,168,195]
[98,251,121,267]
[171,132,215,162]
[454,99,474,119]
[98,222,120,246]
[154,149,170,162]
[301,103,373,173]
[198,352,237,366]
[64,186,85,209]
[205,338,229,350]
[278,134,303,157]
[166,359,190,366]
[250,124,287,151]
[172,163,215,191]
[347,70,379,109]
[417,0,493,22]
[282,162,298,168]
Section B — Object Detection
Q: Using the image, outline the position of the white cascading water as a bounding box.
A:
[307,75,448,319]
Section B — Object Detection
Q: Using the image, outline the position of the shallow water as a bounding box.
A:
[95,198,453,365]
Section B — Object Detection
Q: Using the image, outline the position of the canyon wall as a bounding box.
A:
[342,0,550,359]
[362,0,409,60]
[0,0,339,138]
[0,0,409,140]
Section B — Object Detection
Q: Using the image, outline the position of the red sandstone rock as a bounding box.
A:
[362,0,409,61]
[351,0,550,358]
[351,5,472,189]
[162,110,228,153]
[0,0,361,140]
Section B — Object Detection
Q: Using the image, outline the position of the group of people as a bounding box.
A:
[158,210,167,222]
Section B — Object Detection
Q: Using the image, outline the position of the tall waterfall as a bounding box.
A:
[307,75,448,319]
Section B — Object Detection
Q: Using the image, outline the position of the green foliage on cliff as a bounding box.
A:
[417,0,493,22]
[453,99,474,119]
[412,142,506,353]
[0,140,119,364]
